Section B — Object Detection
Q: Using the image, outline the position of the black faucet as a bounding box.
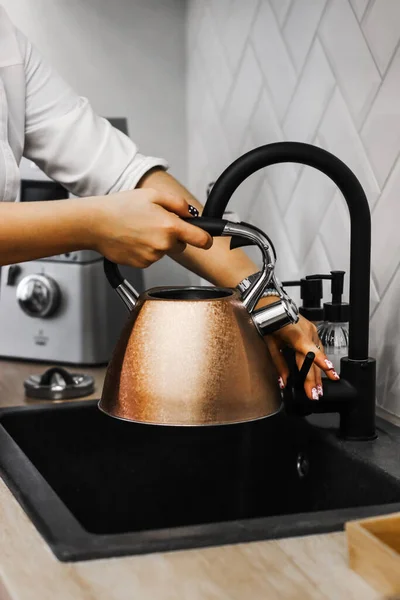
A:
[203,141,376,441]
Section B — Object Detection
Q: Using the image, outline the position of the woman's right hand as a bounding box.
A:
[89,188,212,268]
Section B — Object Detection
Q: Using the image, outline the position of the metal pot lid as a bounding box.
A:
[24,366,95,400]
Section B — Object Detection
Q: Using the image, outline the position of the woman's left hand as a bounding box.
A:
[264,314,340,400]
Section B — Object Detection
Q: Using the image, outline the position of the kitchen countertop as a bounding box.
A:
[0,358,105,408]
[0,360,383,600]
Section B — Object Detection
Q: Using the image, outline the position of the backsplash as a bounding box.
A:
[186,0,400,420]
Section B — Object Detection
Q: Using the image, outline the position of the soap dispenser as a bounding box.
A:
[307,271,350,366]
[282,278,324,327]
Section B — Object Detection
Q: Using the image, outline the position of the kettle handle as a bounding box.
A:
[103,217,278,313]
[103,218,231,310]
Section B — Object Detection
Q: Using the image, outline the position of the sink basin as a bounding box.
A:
[0,400,400,561]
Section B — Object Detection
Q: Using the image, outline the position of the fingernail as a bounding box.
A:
[278,376,285,390]
[311,387,319,401]
[188,204,199,217]
[324,359,334,370]
[332,370,340,379]
[317,384,323,396]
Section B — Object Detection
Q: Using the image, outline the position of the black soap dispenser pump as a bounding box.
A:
[282,278,324,326]
[307,270,350,367]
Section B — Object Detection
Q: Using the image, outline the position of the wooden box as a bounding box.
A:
[346,512,400,596]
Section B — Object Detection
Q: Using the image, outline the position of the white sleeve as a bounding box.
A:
[17,30,169,197]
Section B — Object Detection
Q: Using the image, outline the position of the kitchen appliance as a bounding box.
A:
[0,118,144,365]
[0,251,142,365]
[99,217,298,426]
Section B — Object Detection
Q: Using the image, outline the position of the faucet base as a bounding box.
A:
[339,357,377,441]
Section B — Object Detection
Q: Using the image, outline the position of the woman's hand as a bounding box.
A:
[264,311,340,401]
[90,189,212,267]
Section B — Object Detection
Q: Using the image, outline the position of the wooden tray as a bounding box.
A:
[346,512,400,596]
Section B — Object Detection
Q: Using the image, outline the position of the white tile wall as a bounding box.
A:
[186,0,400,419]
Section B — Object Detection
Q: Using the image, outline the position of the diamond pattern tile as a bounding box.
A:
[249,178,300,280]
[370,266,400,410]
[223,44,263,155]
[282,0,328,73]
[251,0,297,121]
[250,89,301,212]
[186,0,400,417]
[361,46,400,189]
[200,91,231,170]
[319,0,381,126]
[283,38,335,143]
[284,164,336,263]
[222,0,260,74]
[196,6,232,111]
[269,0,294,26]
[362,0,400,75]
[302,236,332,281]
[371,156,400,297]
[350,0,370,21]
[207,0,233,30]
[318,88,381,208]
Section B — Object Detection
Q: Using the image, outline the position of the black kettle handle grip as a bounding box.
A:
[104,217,230,290]
[104,258,124,289]
[181,216,228,234]
[183,217,273,254]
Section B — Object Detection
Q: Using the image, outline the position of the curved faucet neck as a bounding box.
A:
[203,142,371,360]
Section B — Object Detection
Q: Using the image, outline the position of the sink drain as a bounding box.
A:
[297,452,310,478]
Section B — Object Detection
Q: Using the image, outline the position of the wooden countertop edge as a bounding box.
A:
[0,477,383,600]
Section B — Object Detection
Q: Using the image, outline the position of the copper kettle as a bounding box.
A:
[99,216,298,426]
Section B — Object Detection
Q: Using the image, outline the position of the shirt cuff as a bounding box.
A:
[107,154,169,193]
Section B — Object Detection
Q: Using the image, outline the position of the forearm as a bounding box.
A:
[0,199,94,266]
[138,169,259,287]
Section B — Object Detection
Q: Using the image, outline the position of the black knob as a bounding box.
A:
[6,265,21,286]
[16,274,61,318]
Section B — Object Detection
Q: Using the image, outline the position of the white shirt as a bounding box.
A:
[0,6,168,202]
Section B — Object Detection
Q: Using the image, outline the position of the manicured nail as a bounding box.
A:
[188,204,199,217]
[332,370,340,379]
[311,387,319,400]
[317,384,323,396]
[324,359,334,370]
[278,376,285,390]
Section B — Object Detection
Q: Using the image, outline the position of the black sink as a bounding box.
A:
[0,400,400,561]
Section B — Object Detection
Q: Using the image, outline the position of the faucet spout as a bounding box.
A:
[203,142,371,361]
